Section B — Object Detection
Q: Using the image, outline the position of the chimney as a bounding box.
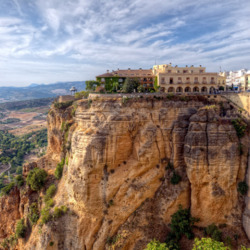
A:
[169,62,172,66]
[107,70,109,73]
[128,68,131,70]
[200,65,202,67]
[139,68,142,70]
[186,65,188,67]
[117,68,119,71]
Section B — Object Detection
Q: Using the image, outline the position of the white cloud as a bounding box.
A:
[0,0,250,85]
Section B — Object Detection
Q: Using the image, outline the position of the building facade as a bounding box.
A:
[226,69,248,91]
[96,69,154,91]
[96,64,226,93]
[153,64,226,93]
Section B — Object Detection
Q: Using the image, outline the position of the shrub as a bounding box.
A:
[54,101,73,109]
[75,91,89,99]
[145,239,168,250]
[168,205,199,241]
[40,207,52,225]
[170,171,181,185]
[204,224,222,241]
[15,175,24,188]
[26,168,47,191]
[44,184,56,202]
[45,198,54,208]
[15,219,26,238]
[55,158,65,179]
[0,182,15,196]
[231,119,247,138]
[238,181,248,195]
[53,206,68,219]
[192,238,229,250]
[28,202,40,225]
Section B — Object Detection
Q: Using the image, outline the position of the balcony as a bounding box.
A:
[210,81,215,84]
[185,81,190,84]
[194,81,199,84]
[177,81,182,84]
[202,81,207,84]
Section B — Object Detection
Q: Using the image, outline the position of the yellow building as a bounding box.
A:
[153,64,226,93]
[240,73,250,91]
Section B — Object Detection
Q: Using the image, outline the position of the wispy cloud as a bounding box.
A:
[0,0,249,86]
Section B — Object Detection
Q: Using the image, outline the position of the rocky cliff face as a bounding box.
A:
[0,95,249,249]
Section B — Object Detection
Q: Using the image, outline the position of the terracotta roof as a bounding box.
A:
[96,69,153,78]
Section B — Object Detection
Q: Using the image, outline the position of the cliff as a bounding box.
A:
[0,95,250,249]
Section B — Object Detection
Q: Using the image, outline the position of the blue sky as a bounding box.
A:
[0,0,250,86]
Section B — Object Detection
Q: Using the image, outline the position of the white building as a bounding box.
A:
[226,69,248,90]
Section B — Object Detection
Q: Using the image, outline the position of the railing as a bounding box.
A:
[210,81,215,84]
[194,81,199,84]
[202,81,207,84]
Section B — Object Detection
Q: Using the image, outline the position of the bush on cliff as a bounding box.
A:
[145,239,168,250]
[41,207,52,224]
[204,224,222,241]
[231,119,247,138]
[53,205,68,219]
[55,158,65,180]
[44,184,57,202]
[192,238,229,250]
[170,171,181,185]
[28,202,40,225]
[54,100,73,109]
[238,181,248,195]
[0,182,15,196]
[26,168,47,191]
[15,175,24,188]
[166,205,199,248]
[15,219,26,238]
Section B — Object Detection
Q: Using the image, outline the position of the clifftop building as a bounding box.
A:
[153,64,226,93]
[96,64,226,93]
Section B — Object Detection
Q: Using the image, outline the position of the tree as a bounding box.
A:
[192,238,230,250]
[145,239,168,250]
[26,168,47,191]
[85,81,100,91]
[122,78,139,93]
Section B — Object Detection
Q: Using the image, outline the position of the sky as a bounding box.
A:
[0,0,250,86]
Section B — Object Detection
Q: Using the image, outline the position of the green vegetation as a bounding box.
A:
[1,234,17,249]
[54,100,73,109]
[28,202,40,225]
[15,218,26,238]
[238,181,248,195]
[0,182,15,196]
[106,234,121,246]
[145,239,168,250]
[75,91,89,99]
[53,205,68,219]
[192,238,229,250]
[122,78,139,93]
[170,171,181,185]
[55,158,65,179]
[40,207,52,224]
[231,119,247,138]
[0,118,21,124]
[0,129,47,176]
[166,205,199,248]
[15,175,24,188]
[44,184,57,202]
[154,77,159,91]
[204,223,222,241]
[26,168,47,191]
[85,80,101,91]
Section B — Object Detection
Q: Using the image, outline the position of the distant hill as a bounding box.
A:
[0,81,85,103]
[0,97,54,111]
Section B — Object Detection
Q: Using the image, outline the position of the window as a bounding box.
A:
[183,70,187,73]
[194,77,198,82]
[190,70,193,73]
[168,70,171,73]
[170,78,173,84]
[200,70,204,73]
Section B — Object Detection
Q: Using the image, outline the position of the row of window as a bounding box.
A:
[162,69,204,74]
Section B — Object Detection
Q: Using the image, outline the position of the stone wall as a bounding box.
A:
[222,93,250,117]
